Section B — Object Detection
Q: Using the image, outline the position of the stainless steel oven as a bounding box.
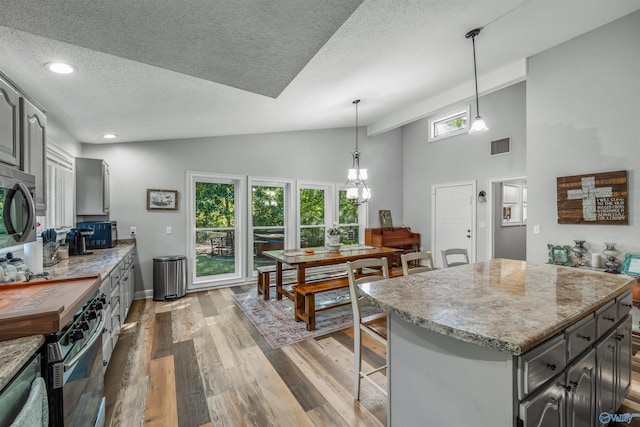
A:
[44,290,107,427]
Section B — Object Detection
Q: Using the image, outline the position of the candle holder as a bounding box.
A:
[572,240,587,267]
[602,242,621,274]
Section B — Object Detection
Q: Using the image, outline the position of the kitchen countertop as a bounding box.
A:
[358,258,634,355]
[0,335,44,391]
[43,240,135,280]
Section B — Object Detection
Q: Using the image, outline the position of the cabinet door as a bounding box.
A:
[0,77,20,167]
[518,377,566,427]
[596,330,617,425]
[102,161,110,212]
[615,315,632,408]
[566,348,596,427]
[20,98,47,214]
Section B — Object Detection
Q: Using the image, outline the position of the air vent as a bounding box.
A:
[491,137,511,156]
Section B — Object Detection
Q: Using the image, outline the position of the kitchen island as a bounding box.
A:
[358,259,634,426]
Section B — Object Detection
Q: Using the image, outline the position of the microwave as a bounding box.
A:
[0,165,36,249]
[77,221,117,248]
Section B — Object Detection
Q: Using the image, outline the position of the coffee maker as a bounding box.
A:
[67,228,94,255]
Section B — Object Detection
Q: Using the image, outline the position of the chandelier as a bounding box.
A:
[465,28,489,134]
[343,99,371,206]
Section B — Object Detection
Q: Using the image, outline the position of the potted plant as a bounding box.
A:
[326,223,343,247]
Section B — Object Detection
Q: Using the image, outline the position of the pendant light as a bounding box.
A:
[343,99,371,206]
[465,28,489,134]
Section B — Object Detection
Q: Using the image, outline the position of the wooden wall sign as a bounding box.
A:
[557,170,628,224]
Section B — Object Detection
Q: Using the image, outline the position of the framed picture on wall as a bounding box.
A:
[147,189,178,210]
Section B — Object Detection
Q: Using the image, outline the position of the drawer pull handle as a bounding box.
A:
[546,363,557,371]
[615,334,625,341]
[576,334,591,342]
[561,384,572,392]
[622,303,632,307]
[569,380,579,388]
[604,316,615,322]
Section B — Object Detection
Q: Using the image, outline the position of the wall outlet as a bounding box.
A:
[166,226,172,234]
[130,226,136,234]
[533,225,541,234]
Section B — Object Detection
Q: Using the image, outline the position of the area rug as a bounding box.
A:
[233,288,382,349]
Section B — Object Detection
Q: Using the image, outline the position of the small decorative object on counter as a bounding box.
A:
[571,240,587,267]
[602,242,621,273]
[326,223,343,251]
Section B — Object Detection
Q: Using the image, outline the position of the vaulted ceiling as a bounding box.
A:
[1,0,639,144]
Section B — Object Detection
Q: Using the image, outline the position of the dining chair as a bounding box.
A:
[401,251,435,275]
[441,248,470,267]
[346,257,389,400]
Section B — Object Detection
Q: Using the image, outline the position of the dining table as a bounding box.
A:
[262,245,400,301]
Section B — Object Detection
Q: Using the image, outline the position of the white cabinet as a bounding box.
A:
[0,76,20,168]
[20,98,47,214]
[99,277,113,369]
[76,157,110,215]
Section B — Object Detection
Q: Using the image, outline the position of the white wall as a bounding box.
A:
[47,116,82,157]
[82,127,402,295]
[402,81,527,261]
[526,10,640,264]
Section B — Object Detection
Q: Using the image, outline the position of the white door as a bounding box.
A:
[432,182,475,268]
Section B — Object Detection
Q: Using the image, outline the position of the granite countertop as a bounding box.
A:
[0,335,44,391]
[43,240,135,280]
[359,258,634,355]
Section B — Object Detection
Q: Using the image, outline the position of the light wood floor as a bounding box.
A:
[105,285,640,426]
[104,285,387,426]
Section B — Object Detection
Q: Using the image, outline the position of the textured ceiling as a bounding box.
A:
[0,0,639,144]
[0,0,362,98]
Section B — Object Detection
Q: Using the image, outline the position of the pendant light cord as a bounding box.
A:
[472,35,480,117]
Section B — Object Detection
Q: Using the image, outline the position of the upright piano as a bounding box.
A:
[365,227,421,265]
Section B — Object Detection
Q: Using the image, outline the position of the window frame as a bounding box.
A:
[247,177,294,276]
[187,170,246,289]
[428,106,470,142]
[296,180,334,249]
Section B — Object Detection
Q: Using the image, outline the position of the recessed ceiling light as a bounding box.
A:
[102,134,118,139]
[45,62,76,74]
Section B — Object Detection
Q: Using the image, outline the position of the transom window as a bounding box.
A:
[428,106,470,141]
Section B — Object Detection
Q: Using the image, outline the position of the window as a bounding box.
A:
[250,179,292,272]
[298,183,330,248]
[188,172,245,288]
[43,144,74,230]
[338,189,360,246]
[428,106,470,141]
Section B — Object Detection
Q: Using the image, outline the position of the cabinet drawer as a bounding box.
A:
[518,334,567,399]
[565,313,596,362]
[596,301,618,338]
[617,289,633,319]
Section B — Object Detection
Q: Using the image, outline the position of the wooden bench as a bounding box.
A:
[293,267,404,331]
[256,264,295,300]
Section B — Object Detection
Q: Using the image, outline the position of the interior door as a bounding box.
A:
[432,183,475,268]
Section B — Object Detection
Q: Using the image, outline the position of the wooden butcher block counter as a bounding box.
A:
[0,275,101,341]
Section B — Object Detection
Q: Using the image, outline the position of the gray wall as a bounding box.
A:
[402,81,527,261]
[526,10,640,264]
[82,127,403,296]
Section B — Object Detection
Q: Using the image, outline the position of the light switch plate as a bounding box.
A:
[533,225,541,234]
[166,226,172,234]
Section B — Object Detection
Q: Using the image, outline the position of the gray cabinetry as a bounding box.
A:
[0,76,20,168]
[566,348,597,427]
[20,98,47,214]
[76,157,110,215]
[517,289,632,426]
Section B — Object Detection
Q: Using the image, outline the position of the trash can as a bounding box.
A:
[153,255,187,301]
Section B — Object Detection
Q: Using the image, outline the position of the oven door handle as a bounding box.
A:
[64,315,106,372]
